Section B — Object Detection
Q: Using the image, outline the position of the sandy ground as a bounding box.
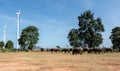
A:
[0,52,119,71]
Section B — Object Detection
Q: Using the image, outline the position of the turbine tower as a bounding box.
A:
[16,10,21,49]
[3,24,6,48]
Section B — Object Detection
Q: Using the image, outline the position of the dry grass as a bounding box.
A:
[0,52,119,71]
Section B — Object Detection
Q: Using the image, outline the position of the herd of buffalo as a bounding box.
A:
[41,47,113,55]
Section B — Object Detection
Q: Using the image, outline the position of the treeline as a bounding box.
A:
[10,10,120,52]
[68,10,120,52]
[0,26,39,52]
[0,40,14,52]
[0,10,120,52]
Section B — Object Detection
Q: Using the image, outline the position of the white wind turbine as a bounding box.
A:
[16,10,21,49]
[3,24,6,48]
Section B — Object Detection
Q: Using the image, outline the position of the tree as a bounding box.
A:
[0,41,4,48]
[18,26,39,50]
[110,27,120,52]
[56,45,61,49]
[68,29,80,47]
[5,40,14,49]
[78,10,105,48]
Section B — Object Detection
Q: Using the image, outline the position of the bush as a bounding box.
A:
[0,48,13,52]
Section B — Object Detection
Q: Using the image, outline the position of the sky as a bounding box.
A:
[0,0,120,48]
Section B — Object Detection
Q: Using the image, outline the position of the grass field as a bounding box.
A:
[0,52,119,71]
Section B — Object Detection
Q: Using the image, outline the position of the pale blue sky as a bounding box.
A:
[0,0,120,48]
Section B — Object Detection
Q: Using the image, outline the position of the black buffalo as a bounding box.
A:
[83,48,89,53]
[72,47,83,55]
[88,48,102,54]
[61,48,72,53]
[49,48,60,53]
[102,48,113,53]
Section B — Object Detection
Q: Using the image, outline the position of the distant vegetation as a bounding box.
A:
[68,29,79,47]
[18,26,39,51]
[110,27,120,52]
[5,40,14,49]
[0,40,14,52]
[0,41,4,48]
[68,10,105,48]
[0,26,39,52]
[68,10,120,52]
[56,45,61,49]
[0,10,120,52]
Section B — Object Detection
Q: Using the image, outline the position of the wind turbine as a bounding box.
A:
[3,24,6,48]
[16,10,21,49]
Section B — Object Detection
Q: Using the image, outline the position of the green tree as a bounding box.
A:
[0,41,4,48]
[56,45,61,49]
[18,26,39,50]
[68,29,80,47]
[5,40,14,49]
[110,27,120,52]
[78,10,105,48]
